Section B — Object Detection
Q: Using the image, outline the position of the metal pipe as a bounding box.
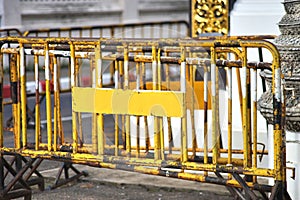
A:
[19,43,27,148]
[241,47,251,168]
[152,45,160,160]
[96,43,104,155]
[53,56,58,151]
[56,57,64,145]
[135,58,140,158]
[210,47,219,164]
[203,64,209,172]
[34,55,41,150]
[70,42,77,153]
[251,68,257,183]
[124,46,131,156]
[10,54,20,149]
[91,55,97,154]
[76,59,83,147]
[164,51,174,154]
[115,60,119,156]
[157,48,165,160]
[180,47,188,162]
[191,61,197,157]
[141,55,150,152]
[227,66,233,180]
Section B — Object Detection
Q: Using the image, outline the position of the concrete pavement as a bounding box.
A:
[39,164,231,197]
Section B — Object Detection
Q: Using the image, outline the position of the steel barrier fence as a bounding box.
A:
[23,20,189,38]
[0,36,290,199]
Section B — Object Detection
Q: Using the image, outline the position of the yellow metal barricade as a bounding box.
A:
[0,36,290,199]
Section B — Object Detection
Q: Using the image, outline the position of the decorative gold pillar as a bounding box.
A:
[191,0,229,37]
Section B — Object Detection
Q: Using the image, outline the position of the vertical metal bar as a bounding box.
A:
[114,60,119,156]
[247,68,252,171]
[79,29,83,38]
[57,58,64,145]
[165,51,173,154]
[136,59,140,158]
[70,42,77,153]
[16,53,21,149]
[281,75,287,190]
[76,59,83,147]
[211,47,218,164]
[89,28,93,38]
[251,67,257,183]
[236,68,243,123]
[34,55,41,150]
[96,43,104,155]
[109,60,115,85]
[157,48,165,160]
[100,28,103,38]
[19,43,27,147]
[111,27,115,38]
[152,45,160,160]
[180,47,188,162]
[273,54,283,182]
[121,27,125,38]
[191,62,197,158]
[227,66,232,179]
[53,56,58,151]
[45,43,53,151]
[203,64,208,168]
[215,60,221,153]
[141,55,150,152]
[19,43,27,148]
[119,60,126,150]
[10,54,20,148]
[124,46,131,156]
[91,55,97,154]
[141,26,144,38]
[132,26,135,38]
[241,47,250,168]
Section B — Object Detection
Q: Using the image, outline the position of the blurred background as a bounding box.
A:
[0,0,283,36]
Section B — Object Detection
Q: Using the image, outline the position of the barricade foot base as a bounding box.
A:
[0,155,44,200]
[50,162,88,190]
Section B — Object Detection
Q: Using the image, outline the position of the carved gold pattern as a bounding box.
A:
[191,0,229,37]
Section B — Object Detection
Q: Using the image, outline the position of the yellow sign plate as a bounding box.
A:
[72,87,184,117]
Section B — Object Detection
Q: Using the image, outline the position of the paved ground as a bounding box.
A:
[27,163,234,200]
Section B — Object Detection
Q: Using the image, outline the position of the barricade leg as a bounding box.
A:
[0,153,44,200]
[50,162,88,190]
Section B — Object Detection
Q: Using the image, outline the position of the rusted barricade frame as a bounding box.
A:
[0,36,290,199]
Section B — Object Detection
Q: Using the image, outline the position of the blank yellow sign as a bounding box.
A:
[72,87,184,117]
